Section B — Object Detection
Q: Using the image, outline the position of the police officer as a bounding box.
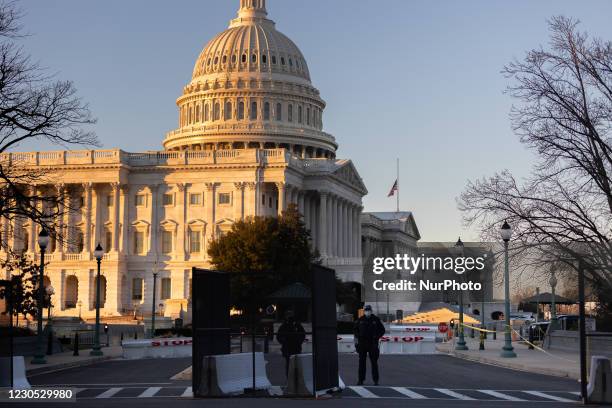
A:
[276,311,306,376]
[353,305,385,385]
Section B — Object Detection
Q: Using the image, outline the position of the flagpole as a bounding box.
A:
[396,158,400,213]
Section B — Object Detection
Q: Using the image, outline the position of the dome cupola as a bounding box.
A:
[163,0,337,159]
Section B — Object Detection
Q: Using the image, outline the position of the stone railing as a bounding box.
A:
[1,148,297,167]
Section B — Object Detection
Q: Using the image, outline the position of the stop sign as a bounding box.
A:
[438,322,449,333]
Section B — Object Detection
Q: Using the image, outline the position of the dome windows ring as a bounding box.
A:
[222,55,227,64]
[232,54,237,63]
[251,54,257,63]
[271,55,277,64]
[214,56,219,65]
[281,57,286,65]
[242,54,247,63]
[262,54,267,64]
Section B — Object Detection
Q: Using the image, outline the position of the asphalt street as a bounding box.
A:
[25,354,581,407]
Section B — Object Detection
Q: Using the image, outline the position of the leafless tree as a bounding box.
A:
[458,16,612,324]
[0,1,97,253]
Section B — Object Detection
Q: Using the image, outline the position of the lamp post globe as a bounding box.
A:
[90,243,104,356]
[32,229,50,364]
[454,237,468,351]
[500,221,517,358]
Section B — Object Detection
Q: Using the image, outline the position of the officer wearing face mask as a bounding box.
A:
[276,311,305,377]
[353,305,385,385]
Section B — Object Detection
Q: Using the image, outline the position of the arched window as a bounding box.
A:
[204,104,210,121]
[307,107,311,125]
[281,57,286,65]
[238,101,245,120]
[252,54,257,63]
[207,58,211,66]
[225,101,232,120]
[214,56,219,65]
[289,58,293,67]
[276,103,282,121]
[214,102,220,121]
[232,54,236,63]
[272,55,277,64]
[250,101,258,120]
[262,54,267,64]
[76,231,84,253]
[298,106,303,123]
[222,55,227,64]
[65,275,78,309]
[22,229,28,252]
[242,54,247,63]
[288,104,293,122]
[264,102,270,120]
[188,107,192,124]
[196,105,200,122]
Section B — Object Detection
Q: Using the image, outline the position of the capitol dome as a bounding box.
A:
[163,0,338,158]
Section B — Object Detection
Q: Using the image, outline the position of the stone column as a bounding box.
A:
[245,182,258,217]
[330,195,337,257]
[298,191,305,215]
[318,192,328,257]
[347,204,353,258]
[177,183,187,261]
[112,183,120,252]
[233,182,245,221]
[120,185,129,255]
[326,193,333,257]
[342,200,348,258]
[205,182,218,242]
[356,206,363,258]
[276,182,286,216]
[83,183,92,253]
[149,184,159,256]
[303,193,310,231]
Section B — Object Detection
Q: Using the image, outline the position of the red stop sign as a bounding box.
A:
[438,322,449,333]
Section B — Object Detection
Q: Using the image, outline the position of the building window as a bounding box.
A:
[189,230,201,254]
[242,54,247,63]
[196,105,200,122]
[105,229,112,252]
[251,54,257,63]
[162,193,174,206]
[161,278,171,300]
[76,231,84,253]
[132,278,143,300]
[269,196,273,208]
[262,194,266,205]
[250,101,257,120]
[281,57,286,65]
[307,107,311,125]
[204,104,210,121]
[214,102,220,121]
[238,102,245,120]
[134,231,145,254]
[288,104,293,122]
[222,55,227,64]
[135,194,146,207]
[276,103,282,121]
[161,231,172,254]
[262,54,267,64]
[264,102,270,120]
[189,193,202,205]
[225,101,232,120]
[272,55,277,64]
[218,193,231,205]
[298,106,303,123]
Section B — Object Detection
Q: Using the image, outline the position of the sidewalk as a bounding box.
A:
[25,346,123,376]
[436,337,580,380]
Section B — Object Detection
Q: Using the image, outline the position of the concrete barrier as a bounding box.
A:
[122,338,192,359]
[286,353,344,397]
[197,352,271,397]
[0,356,31,389]
[587,355,612,404]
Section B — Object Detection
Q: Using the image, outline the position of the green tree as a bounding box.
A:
[208,204,317,311]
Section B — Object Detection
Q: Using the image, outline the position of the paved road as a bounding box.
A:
[27,354,581,407]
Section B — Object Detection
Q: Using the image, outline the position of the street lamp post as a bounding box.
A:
[151,265,158,338]
[46,285,55,355]
[549,265,558,330]
[32,229,50,365]
[90,244,104,356]
[500,221,517,358]
[454,238,468,351]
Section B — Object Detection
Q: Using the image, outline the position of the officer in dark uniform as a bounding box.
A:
[353,305,386,385]
[276,311,306,376]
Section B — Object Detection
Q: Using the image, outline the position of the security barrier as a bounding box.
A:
[379,325,437,354]
[122,338,192,359]
[0,356,31,389]
[286,353,344,397]
[197,352,271,396]
[587,355,612,404]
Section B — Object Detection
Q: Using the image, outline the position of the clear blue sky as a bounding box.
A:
[17,0,612,242]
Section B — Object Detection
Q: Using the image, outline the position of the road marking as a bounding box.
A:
[180,387,192,398]
[95,388,123,399]
[390,387,427,399]
[478,390,526,401]
[350,386,380,398]
[137,387,161,398]
[434,388,475,400]
[523,391,576,403]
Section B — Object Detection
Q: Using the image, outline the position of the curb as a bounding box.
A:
[436,346,579,380]
[26,355,116,376]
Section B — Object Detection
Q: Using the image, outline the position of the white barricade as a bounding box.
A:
[286,353,345,397]
[0,356,31,389]
[337,335,355,353]
[379,325,438,354]
[122,338,192,359]
[198,352,271,396]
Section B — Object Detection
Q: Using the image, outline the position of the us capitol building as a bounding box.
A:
[1,0,423,320]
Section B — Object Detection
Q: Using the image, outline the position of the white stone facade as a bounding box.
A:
[0,0,367,319]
